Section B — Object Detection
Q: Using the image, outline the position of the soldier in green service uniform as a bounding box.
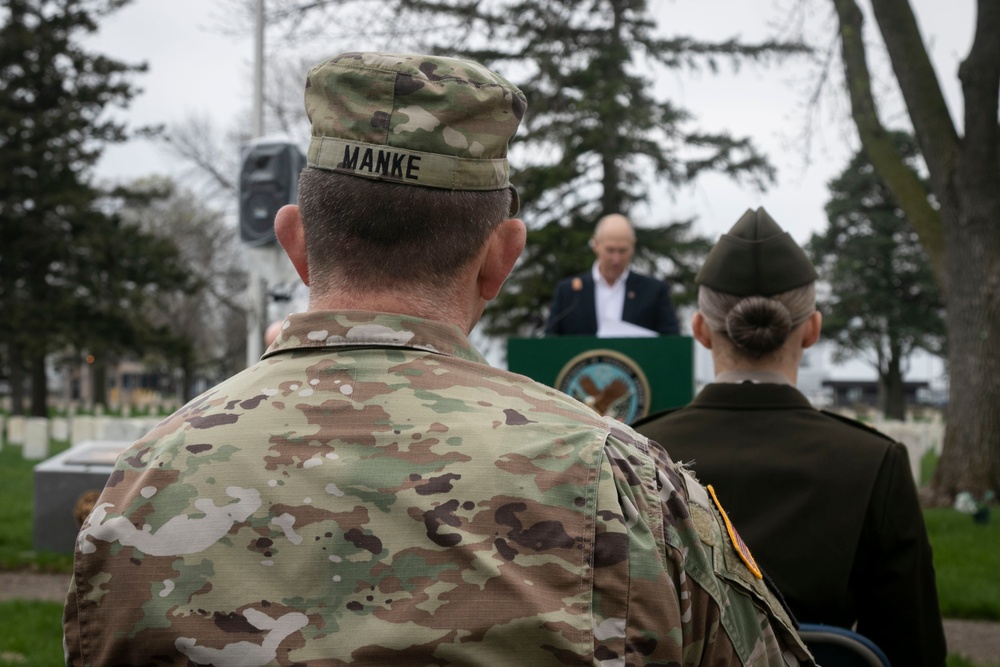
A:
[634,207,947,667]
[64,53,814,666]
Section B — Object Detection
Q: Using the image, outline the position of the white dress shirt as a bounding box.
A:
[592,262,629,332]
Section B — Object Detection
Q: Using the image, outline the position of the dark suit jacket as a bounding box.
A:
[544,271,679,336]
[633,383,946,667]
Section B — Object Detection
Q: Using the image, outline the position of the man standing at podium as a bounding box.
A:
[544,213,680,336]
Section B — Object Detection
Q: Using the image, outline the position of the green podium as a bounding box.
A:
[507,336,694,424]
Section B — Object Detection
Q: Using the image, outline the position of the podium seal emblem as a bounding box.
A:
[555,349,650,423]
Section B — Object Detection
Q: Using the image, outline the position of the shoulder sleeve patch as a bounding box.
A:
[707,484,763,580]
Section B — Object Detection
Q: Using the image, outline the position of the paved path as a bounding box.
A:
[2,572,998,664]
[0,571,70,604]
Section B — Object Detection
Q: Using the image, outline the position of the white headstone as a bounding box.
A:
[92,417,111,441]
[928,421,945,454]
[71,416,96,447]
[7,415,26,446]
[875,419,943,486]
[52,417,70,441]
[100,418,148,443]
[23,417,50,460]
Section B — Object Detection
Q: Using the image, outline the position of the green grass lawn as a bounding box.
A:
[927,507,1000,621]
[950,658,1000,667]
[0,601,64,667]
[0,443,73,573]
[1,438,998,665]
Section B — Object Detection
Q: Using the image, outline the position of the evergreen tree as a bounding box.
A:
[808,132,945,420]
[0,0,188,414]
[73,185,200,406]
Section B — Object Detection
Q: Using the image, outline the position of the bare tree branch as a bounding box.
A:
[831,0,947,290]
[160,114,240,201]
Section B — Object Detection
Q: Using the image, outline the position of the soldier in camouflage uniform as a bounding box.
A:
[64,52,815,666]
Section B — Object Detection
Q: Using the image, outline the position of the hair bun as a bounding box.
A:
[725,296,792,355]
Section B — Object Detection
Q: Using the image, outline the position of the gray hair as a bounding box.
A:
[698,283,816,356]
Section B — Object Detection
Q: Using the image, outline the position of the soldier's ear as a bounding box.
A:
[478,218,526,301]
[692,312,712,349]
[801,310,822,349]
[275,205,310,287]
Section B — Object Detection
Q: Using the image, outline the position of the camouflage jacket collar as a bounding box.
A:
[261,310,489,365]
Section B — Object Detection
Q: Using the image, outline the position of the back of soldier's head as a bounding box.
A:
[296,53,526,293]
[697,207,818,356]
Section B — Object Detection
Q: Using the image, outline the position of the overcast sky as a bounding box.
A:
[90,0,975,246]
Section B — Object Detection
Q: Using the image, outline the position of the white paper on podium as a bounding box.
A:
[597,321,658,338]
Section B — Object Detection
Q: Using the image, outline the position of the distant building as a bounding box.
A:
[821,379,931,409]
[57,358,181,411]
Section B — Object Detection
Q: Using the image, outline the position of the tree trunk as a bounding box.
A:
[91,360,108,409]
[181,357,195,404]
[869,0,961,237]
[935,220,1000,500]
[880,350,907,420]
[29,350,48,417]
[599,0,626,215]
[930,0,1000,501]
[831,0,950,289]
[9,356,25,416]
[833,0,1000,502]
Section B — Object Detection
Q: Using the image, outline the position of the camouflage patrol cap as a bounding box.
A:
[696,207,818,296]
[304,52,526,214]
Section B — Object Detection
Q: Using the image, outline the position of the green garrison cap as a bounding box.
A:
[304,52,526,213]
[695,207,818,296]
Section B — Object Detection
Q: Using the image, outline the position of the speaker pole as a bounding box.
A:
[246,0,266,368]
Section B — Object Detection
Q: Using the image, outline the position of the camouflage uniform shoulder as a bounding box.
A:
[818,410,898,443]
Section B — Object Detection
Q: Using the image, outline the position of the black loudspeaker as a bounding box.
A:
[238,141,306,246]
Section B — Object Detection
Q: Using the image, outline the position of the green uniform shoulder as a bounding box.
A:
[631,406,683,429]
[818,409,897,443]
